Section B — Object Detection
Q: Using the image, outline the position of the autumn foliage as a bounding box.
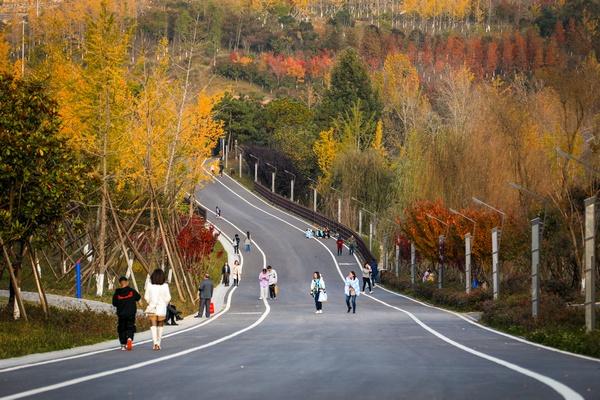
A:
[177,215,220,280]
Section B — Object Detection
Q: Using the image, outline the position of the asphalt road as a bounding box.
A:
[1,171,599,400]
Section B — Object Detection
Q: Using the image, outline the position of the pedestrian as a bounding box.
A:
[165,303,183,326]
[336,235,344,256]
[219,162,224,177]
[144,269,171,350]
[344,271,361,314]
[347,235,356,255]
[195,273,214,318]
[210,165,215,175]
[267,265,278,299]
[233,233,240,254]
[259,268,269,300]
[423,267,434,283]
[233,259,242,286]
[112,276,141,351]
[215,206,221,219]
[310,271,326,314]
[371,260,379,288]
[244,231,252,252]
[222,261,231,287]
[361,262,372,293]
[305,228,313,238]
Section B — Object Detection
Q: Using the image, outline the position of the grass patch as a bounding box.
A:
[0,298,150,359]
[480,294,600,358]
[0,237,226,359]
[379,272,600,358]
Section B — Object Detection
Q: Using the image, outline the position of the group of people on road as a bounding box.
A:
[258,265,278,300]
[309,270,362,314]
[112,221,386,353]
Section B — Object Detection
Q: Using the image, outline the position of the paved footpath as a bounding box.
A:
[0,234,233,369]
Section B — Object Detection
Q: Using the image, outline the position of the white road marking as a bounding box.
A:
[205,173,586,400]
[0,290,271,400]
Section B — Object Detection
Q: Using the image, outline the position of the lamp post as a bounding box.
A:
[308,178,318,212]
[238,151,242,178]
[249,154,259,182]
[284,170,296,201]
[472,197,505,299]
[426,213,449,289]
[21,19,27,75]
[363,208,376,252]
[508,181,549,317]
[351,197,365,236]
[223,138,228,169]
[449,208,476,293]
[386,218,402,277]
[556,148,599,331]
[266,163,277,193]
[331,186,342,223]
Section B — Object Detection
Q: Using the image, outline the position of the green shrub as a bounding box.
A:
[0,301,150,359]
[480,294,600,358]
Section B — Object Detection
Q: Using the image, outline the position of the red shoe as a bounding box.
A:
[126,339,132,351]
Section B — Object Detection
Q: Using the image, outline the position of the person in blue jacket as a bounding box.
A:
[344,271,361,313]
[370,261,379,289]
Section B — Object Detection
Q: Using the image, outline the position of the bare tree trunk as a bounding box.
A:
[96,113,109,296]
[0,235,27,322]
[154,199,185,300]
[28,242,49,318]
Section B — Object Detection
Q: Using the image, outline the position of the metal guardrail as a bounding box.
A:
[254,182,376,265]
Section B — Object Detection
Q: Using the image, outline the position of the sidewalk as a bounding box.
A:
[0,235,233,369]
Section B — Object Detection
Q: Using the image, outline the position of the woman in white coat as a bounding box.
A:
[233,260,242,286]
[145,269,171,350]
[344,271,361,313]
[310,271,326,313]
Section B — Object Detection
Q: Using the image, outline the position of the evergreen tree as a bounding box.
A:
[316,48,383,137]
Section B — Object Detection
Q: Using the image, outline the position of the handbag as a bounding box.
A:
[274,283,279,295]
[318,290,328,302]
[145,305,157,315]
[349,286,356,296]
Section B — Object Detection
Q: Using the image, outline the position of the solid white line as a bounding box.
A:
[365,294,584,400]
[206,176,586,400]
[0,290,271,400]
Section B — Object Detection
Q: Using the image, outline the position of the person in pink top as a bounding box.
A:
[259,268,269,300]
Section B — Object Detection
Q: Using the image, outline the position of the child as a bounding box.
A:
[112,276,141,351]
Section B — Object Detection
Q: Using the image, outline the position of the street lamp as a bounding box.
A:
[472,197,505,242]
[331,186,342,223]
[385,218,402,277]
[449,208,476,293]
[555,148,599,331]
[249,154,259,182]
[284,170,296,202]
[266,163,277,193]
[362,208,376,252]
[472,197,505,299]
[21,19,27,75]
[307,178,318,212]
[426,213,449,289]
[351,197,364,236]
[508,181,548,236]
[555,148,600,175]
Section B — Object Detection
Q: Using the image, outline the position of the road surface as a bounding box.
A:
[1,172,599,400]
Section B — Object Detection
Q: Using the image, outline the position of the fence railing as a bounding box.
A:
[254,182,376,265]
